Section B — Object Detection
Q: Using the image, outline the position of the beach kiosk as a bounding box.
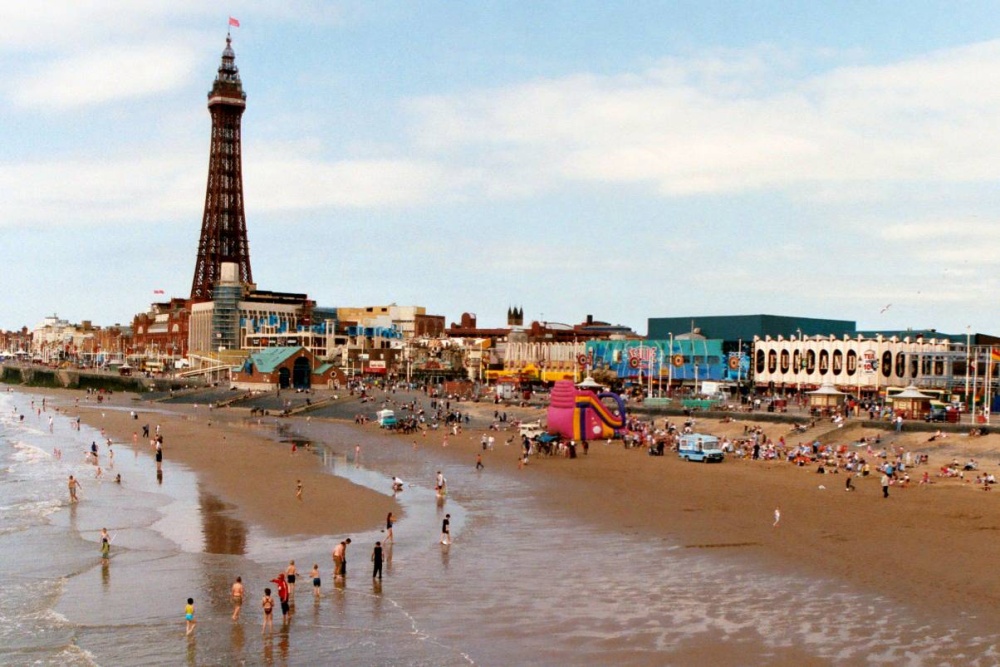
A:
[806,383,845,412]
[576,376,605,391]
[890,385,933,420]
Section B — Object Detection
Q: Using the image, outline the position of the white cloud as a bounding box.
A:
[0,156,202,226]
[244,149,457,210]
[10,43,199,109]
[405,40,1000,200]
[875,219,1000,242]
[0,1,338,52]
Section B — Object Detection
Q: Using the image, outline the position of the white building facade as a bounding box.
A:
[752,334,956,395]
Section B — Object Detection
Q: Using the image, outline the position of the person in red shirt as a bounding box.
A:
[270,573,290,624]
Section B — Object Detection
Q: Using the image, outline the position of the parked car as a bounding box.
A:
[519,421,545,439]
[924,407,947,422]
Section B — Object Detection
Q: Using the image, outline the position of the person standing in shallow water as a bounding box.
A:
[310,564,321,598]
[231,576,244,621]
[286,561,297,600]
[100,528,110,562]
[68,475,80,503]
[333,538,351,578]
[372,541,383,579]
[185,598,196,636]
[261,588,274,634]
[440,514,451,545]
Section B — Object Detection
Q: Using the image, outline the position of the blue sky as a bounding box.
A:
[3,1,1000,336]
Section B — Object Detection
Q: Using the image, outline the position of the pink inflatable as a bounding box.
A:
[546,379,626,442]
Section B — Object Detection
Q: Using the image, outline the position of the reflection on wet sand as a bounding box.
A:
[198,484,247,555]
[229,622,244,658]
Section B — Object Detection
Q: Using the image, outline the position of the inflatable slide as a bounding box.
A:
[546,379,626,442]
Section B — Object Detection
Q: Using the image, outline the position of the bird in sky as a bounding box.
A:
[880,304,892,314]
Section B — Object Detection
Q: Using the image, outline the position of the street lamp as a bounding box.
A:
[966,326,971,417]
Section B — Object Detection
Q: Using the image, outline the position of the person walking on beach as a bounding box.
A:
[100,528,110,563]
[185,598,196,636]
[231,576,244,621]
[773,507,781,528]
[286,561,298,600]
[271,573,290,624]
[372,541,384,580]
[881,472,890,498]
[155,440,163,472]
[68,475,80,503]
[385,512,395,543]
[296,479,302,501]
[261,588,274,634]
[475,454,484,470]
[441,513,451,545]
[310,564,321,598]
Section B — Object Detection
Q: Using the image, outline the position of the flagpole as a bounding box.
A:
[974,345,980,423]
[984,348,990,426]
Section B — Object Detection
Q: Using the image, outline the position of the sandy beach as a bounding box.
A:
[43,388,397,538]
[25,384,1000,662]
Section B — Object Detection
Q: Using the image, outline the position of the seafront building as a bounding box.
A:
[26,316,129,366]
[750,333,998,399]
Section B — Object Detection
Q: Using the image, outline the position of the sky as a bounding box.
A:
[3,1,1000,337]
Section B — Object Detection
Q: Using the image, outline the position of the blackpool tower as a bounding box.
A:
[190,34,253,300]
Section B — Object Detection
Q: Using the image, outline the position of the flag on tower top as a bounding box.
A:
[229,17,240,28]
[153,289,165,295]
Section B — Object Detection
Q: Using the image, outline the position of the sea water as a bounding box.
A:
[2,389,1000,666]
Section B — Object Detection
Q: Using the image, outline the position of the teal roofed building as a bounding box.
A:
[647,314,856,344]
[231,346,343,390]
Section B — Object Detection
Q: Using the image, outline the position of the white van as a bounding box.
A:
[376,409,397,428]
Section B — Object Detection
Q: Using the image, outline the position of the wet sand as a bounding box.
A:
[46,389,396,538]
[45,386,1000,636]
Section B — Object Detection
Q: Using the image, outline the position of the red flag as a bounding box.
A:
[229,17,240,28]
[153,289,165,295]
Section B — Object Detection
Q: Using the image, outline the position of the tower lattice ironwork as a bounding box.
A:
[190,34,253,300]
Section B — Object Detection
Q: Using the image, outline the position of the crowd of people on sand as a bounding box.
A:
[538,405,1000,496]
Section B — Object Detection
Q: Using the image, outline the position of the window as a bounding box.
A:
[819,350,829,375]
[846,350,857,376]
[780,350,790,373]
[832,350,843,375]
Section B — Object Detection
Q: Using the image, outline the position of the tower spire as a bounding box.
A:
[190,34,253,300]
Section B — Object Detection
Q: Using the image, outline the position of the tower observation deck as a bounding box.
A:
[190,34,253,300]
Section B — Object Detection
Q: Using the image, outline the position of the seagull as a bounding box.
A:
[879,304,892,314]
